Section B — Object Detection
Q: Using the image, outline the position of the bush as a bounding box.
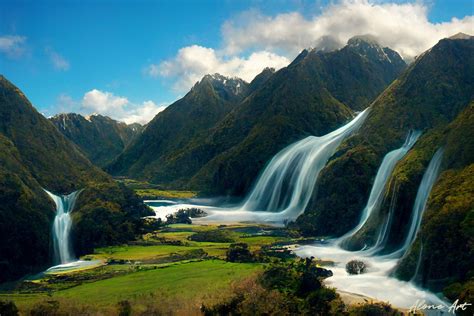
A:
[204,259,344,315]
[348,302,401,316]
[117,300,132,316]
[201,276,296,316]
[188,229,234,243]
[178,208,207,218]
[346,259,367,275]
[166,209,192,224]
[0,300,19,316]
[226,243,253,263]
[142,217,163,233]
[30,301,61,316]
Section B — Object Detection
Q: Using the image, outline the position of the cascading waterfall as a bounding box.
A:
[146,127,449,308]
[370,181,399,253]
[338,130,421,249]
[45,190,81,264]
[195,109,369,224]
[394,148,443,257]
[293,147,448,309]
[241,109,370,218]
[411,242,424,283]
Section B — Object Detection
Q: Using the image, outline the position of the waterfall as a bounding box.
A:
[45,190,81,264]
[237,109,369,220]
[338,131,421,248]
[370,181,399,253]
[395,148,443,257]
[411,242,424,283]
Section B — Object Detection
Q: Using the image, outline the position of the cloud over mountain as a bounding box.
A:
[146,45,289,92]
[55,89,167,124]
[149,0,473,92]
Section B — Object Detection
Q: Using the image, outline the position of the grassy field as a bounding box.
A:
[114,178,198,199]
[135,188,198,199]
[0,223,292,315]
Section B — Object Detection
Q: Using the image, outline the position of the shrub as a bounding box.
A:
[204,259,344,315]
[201,276,295,315]
[0,300,19,316]
[142,217,163,233]
[226,243,253,263]
[166,209,192,224]
[189,229,234,243]
[117,300,132,316]
[178,208,207,218]
[30,301,61,316]
[348,302,401,316]
[346,259,367,275]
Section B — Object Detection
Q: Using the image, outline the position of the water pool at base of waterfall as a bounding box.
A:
[294,243,448,311]
[46,260,104,273]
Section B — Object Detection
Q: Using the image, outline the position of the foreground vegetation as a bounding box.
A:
[0,222,402,315]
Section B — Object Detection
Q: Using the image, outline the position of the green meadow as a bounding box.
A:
[0,224,291,315]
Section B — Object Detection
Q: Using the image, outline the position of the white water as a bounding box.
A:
[143,124,448,310]
[293,147,448,310]
[338,131,421,249]
[295,243,448,310]
[397,149,443,256]
[45,190,81,264]
[185,110,370,224]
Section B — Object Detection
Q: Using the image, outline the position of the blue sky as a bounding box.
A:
[0,0,472,123]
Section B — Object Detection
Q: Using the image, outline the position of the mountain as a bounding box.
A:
[107,73,250,182]
[50,113,143,167]
[293,36,473,296]
[108,36,406,195]
[0,76,151,281]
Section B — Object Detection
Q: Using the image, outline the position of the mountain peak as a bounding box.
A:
[346,34,405,66]
[347,34,380,47]
[195,73,249,100]
[448,32,473,40]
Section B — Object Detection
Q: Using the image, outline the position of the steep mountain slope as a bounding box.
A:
[296,36,474,238]
[186,37,405,195]
[109,37,406,195]
[50,113,142,167]
[394,103,474,296]
[293,35,473,295]
[107,74,249,182]
[0,76,151,282]
[0,76,109,192]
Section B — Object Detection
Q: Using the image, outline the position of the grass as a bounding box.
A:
[55,260,259,304]
[0,223,293,314]
[92,244,200,261]
[0,260,261,314]
[135,188,197,199]
[115,177,198,199]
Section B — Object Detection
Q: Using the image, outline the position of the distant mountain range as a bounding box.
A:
[107,36,406,194]
[50,113,142,167]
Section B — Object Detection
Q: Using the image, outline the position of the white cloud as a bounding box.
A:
[82,89,129,113]
[151,45,289,92]
[45,47,70,71]
[0,35,27,58]
[221,0,473,60]
[121,100,167,125]
[148,0,473,92]
[79,89,166,124]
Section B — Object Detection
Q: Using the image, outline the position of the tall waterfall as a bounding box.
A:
[396,148,443,256]
[45,190,81,264]
[338,131,421,248]
[238,109,369,220]
[292,148,448,309]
